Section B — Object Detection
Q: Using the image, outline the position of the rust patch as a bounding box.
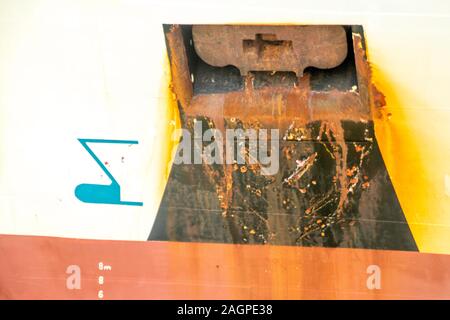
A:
[192,25,348,77]
[353,32,386,119]
[186,76,369,133]
[165,25,193,110]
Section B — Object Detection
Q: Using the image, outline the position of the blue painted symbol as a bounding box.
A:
[75,138,143,206]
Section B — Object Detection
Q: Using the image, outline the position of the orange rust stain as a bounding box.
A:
[165,25,193,110]
[365,37,450,254]
[152,53,181,205]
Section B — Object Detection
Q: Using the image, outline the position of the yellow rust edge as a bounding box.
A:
[366,34,450,255]
[152,53,181,211]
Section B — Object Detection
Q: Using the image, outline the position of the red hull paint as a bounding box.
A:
[0,234,449,299]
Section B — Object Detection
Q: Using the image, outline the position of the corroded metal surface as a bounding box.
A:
[152,25,417,251]
[150,119,416,249]
[187,74,368,134]
[192,25,348,76]
[165,25,193,109]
